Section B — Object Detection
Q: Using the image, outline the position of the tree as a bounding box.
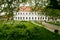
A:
[43,8,60,22]
[42,0,60,22]
[47,0,60,10]
[0,0,27,21]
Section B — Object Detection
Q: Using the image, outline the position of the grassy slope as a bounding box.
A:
[0,21,60,40]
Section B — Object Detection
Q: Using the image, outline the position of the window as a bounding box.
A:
[16,17,17,19]
[43,17,44,19]
[20,13,22,15]
[40,17,42,19]
[16,13,17,15]
[18,17,20,20]
[23,13,24,15]
[38,17,39,20]
[29,13,31,15]
[35,17,36,20]
[26,17,28,19]
[26,13,27,15]
[20,17,22,20]
[32,17,34,19]
[32,13,33,15]
[23,17,25,19]
[45,17,47,19]
[29,17,31,19]
[18,13,19,15]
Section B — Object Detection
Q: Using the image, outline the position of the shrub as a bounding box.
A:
[15,24,27,29]
[2,24,10,30]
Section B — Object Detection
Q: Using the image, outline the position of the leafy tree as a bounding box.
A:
[42,0,60,22]
[0,0,27,21]
[43,8,60,21]
[47,0,60,10]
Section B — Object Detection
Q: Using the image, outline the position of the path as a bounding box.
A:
[31,21,60,34]
[42,22,60,34]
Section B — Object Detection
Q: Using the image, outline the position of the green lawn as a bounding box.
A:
[0,21,60,40]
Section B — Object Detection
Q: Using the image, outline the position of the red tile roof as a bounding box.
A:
[18,6,31,12]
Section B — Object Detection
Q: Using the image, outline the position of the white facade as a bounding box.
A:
[13,12,48,21]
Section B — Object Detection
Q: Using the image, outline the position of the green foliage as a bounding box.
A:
[44,8,60,18]
[15,23,27,29]
[0,0,28,20]
[0,21,60,40]
[2,24,10,29]
[47,0,60,10]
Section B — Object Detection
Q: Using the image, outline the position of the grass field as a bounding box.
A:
[0,21,60,40]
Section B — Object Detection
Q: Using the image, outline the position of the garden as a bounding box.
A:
[0,21,60,40]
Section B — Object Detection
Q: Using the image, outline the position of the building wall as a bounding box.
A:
[13,12,48,21]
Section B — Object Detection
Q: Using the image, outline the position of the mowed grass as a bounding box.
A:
[0,21,60,40]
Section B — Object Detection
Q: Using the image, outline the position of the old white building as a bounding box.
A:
[13,1,48,21]
[14,12,48,21]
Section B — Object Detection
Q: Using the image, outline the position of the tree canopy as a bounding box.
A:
[47,0,60,10]
[0,0,27,20]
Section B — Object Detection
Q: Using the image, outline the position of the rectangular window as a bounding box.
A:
[20,17,22,20]
[43,17,44,19]
[20,13,22,15]
[23,17,25,19]
[23,13,24,15]
[18,13,19,15]
[18,17,19,20]
[35,17,36,20]
[29,13,31,15]
[45,17,47,19]
[26,13,27,15]
[16,17,17,19]
[40,17,42,19]
[26,17,28,19]
[38,17,39,20]
[32,17,34,19]
[32,13,33,15]
[29,17,31,19]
